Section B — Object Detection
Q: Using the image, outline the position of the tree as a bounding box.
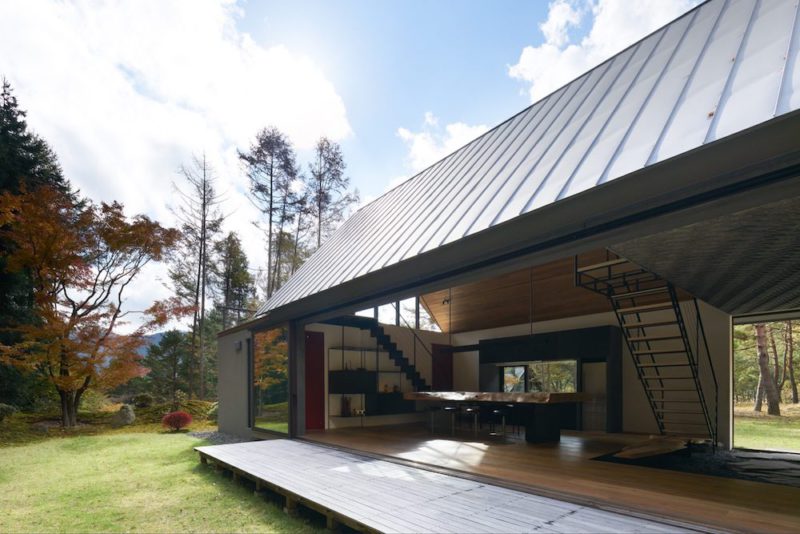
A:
[0,78,72,408]
[0,186,181,427]
[754,323,781,415]
[212,232,255,330]
[239,127,296,298]
[169,154,223,400]
[0,78,65,193]
[142,330,191,406]
[307,137,359,249]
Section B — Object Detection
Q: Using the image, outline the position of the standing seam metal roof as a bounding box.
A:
[259,0,800,315]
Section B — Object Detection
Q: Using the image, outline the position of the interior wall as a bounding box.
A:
[450,302,732,446]
[217,329,252,439]
[305,322,448,429]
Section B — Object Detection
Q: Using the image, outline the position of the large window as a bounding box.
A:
[528,360,577,393]
[501,360,577,393]
[358,297,442,332]
[252,325,289,434]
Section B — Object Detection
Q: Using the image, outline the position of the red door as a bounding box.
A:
[431,343,453,391]
[304,331,325,431]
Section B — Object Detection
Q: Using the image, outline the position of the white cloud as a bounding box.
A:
[397,114,488,175]
[0,0,352,329]
[540,0,584,47]
[509,0,699,102]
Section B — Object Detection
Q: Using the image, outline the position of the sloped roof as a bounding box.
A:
[259,0,800,316]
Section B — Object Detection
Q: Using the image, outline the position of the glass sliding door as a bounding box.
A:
[252,324,290,433]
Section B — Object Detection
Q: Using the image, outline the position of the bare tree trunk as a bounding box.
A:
[755,323,781,415]
[789,321,798,404]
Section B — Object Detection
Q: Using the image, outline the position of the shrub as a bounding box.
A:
[111,404,136,427]
[81,390,111,412]
[162,410,192,431]
[0,403,18,423]
[132,393,154,408]
[207,402,218,421]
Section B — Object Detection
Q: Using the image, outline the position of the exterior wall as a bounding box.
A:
[217,329,252,438]
[451,300,732,447]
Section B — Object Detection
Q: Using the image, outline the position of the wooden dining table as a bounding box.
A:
[404,390,593,442]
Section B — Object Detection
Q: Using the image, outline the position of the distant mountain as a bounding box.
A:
[137,332,166,356]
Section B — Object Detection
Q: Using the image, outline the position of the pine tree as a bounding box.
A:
[143,330,191,406]
[169,154,224,400]
[307,137,359,249]
[212,232,255,330]
[238,127,296,298]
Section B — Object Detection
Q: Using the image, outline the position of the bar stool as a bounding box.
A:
[442,405,458,436]
[505,404,520,436]
[489,407,507,437]
[428,405,442,433]
[462,405,480,437]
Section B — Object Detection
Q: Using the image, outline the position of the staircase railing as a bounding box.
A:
[682,298,720,448]
[390,301,435,380]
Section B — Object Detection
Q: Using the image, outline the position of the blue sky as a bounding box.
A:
[0,0,697,324]
[240,0,555,199]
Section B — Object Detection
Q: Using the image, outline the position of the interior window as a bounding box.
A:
[503,366,527,392]
[528,360,577,393]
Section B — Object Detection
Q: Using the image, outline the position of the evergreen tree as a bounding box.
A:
[0,78,72,408]
[238,127,296,298]
[142,330,191,405]
[212,232,255,330]
[169,154,224,400]
[307,137,359,249]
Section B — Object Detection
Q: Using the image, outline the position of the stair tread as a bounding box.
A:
[623,320,678,329]
[618,302,674,314]
[612,286,670,299]
[633,349,688,355]
[655,408,705,414]
[636,362,692,368]
[628,335,683,342]
[642,375,695,380]
[646,388,698,391]
[576,258,628,273]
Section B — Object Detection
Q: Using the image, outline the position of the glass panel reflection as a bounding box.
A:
[253,325,289,433]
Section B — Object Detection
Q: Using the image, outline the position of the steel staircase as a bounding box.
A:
[324,315,431,391]
[575,256,718,444]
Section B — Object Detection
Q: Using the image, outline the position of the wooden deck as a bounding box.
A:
[305,425,800,533]
[195,439,693,533]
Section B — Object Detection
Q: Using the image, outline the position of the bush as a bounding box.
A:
[162,411,192,431]
[0,403,18,422]
[132,393,154,408]
[111,404,136,428]
[207,402,218,422]
[81,390,111,412]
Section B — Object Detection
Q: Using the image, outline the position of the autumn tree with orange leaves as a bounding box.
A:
[0,186,182,427]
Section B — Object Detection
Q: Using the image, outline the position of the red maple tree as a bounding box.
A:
[0,186,184,427]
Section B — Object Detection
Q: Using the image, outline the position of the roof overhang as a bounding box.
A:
[223,110,800,336]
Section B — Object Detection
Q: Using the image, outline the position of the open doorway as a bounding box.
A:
[733,318,800,452]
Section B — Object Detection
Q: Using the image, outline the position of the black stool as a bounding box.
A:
[489,408,507,437]
[461,405,480,437]
[428,405,442,433]
[442,405,458,436]
[505,404,520,436]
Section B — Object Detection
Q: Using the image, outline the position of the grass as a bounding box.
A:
[254,401,289,434]
[0,420,320,533]
[734,402,800,452]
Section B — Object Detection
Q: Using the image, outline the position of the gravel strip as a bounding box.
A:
[188,431,250,445]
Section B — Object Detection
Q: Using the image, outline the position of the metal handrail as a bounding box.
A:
[390,302,435,365]
[692,298,720,448]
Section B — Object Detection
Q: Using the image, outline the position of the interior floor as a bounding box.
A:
[303,424,800,533]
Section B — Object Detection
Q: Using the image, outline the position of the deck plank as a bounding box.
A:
[196,439,690,534]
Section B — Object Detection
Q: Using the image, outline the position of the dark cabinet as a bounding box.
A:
[329,370,377,394]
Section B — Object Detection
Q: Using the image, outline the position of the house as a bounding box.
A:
[213,0,800,529]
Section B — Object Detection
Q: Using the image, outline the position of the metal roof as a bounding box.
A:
[259,0,800,316]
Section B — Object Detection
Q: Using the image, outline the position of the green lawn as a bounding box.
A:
[0,424,319,533]
[734,403,800,452]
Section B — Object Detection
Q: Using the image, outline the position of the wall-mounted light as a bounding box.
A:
[235,340,243,352]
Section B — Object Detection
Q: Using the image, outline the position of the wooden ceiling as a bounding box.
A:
[419,249,691,334]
